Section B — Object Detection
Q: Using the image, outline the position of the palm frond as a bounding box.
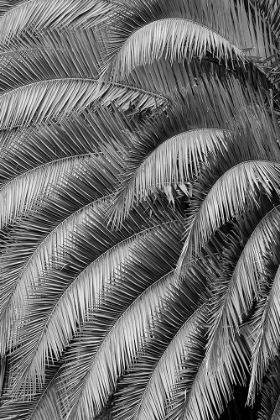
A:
[0,0,117,49]
[105,0,276,80]
[0,153,100,229]
[0,366,63,420]
[0,29,169,112]
[0,116,126,352]
[112,284,205,420]
[110,73,279,224]
[55,222,182,419]
[178,157,280,270]
[0,194,112,354]
[7,206,182,396]
[167,332,248,420]
[107,18,246,81]
[0,106,131,185]
[0,29,104,91]
[112,128,228,223]
[247,249,280,403]
[0,78,102,130]
[207,204,280,376]
[257,354,280,420]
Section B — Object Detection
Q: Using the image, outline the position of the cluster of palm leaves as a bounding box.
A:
[1,0,280,419]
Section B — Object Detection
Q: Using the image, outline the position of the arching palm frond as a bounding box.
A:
[178,156,280,270]
[206,205,280,379]
[248,249,280,403]
[0,106,131,185]
[257,354,280,420]
[0,367,63,420]
[8,208,182,396]
[0,105,134,228]
[53,223,183,420]
[167,332,248,420]
[1,0,280,419]
[104,0,275,80]
[108,18,246,80]
[0,79,102,130]
[110,73,278,224]
[0,153,98,229]
[0,0,117,49]
[0,28,104,92]
[112,279,206,420]
[0,29,169,113]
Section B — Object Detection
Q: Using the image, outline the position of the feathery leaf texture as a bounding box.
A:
[1,0,280,419]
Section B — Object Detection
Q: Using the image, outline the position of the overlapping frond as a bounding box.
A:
[108,18,246,81]
[55,221,182,420]
[0,145,123,353]
[1,0,280,418]
[0,0,117,49]
[248,247,280,402]
[257,355,280,420]
[0,366,64,420]
[111,72,279,223]
[0,153,98,229]
[104,0,275,81]
[0,107,131,185]
[178,157,280,269]
[9,208,182,395]
[112,278,206,420]
[0,29,104,91]
[168,332,248,420]
[206,204,280,378]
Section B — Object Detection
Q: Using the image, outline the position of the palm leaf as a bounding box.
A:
[0,78,102,130]
[110,73,278,223]
[167,332,248,420]
[178,157,280,270]
[0,29,168,111]
[0,29,104,91]
[0,156,119,349]
[257,354,280,420]
[0,153,101,229]
[7,206,182,395]
[0,0,116,49]
[112,128,228,223]
[105,0,274,79]
[0,366,63,420]
[112,282,206,420]
[107,18,246,80]
[55,223,182,419]
[247,248,280,403]
[0,194,112,354]
[0,107,131,185]
[207,204,280,375]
